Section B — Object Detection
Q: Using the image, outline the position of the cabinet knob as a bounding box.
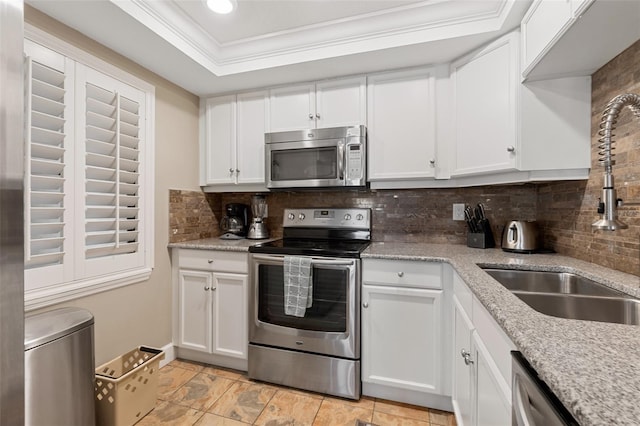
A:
[207,259,214,264]
[506,146,515,153]
[236,169,240,174]
[229,168,234,173]
[309,113,314,120]
[362,302,369,308]
[397,271,404,277]
[461,349,474,365]
[211,287,216,291]
[204,286,210,291]
[316,113,321,119]
[429,159,435,165]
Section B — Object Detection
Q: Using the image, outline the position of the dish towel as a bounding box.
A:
[284,256,313,317]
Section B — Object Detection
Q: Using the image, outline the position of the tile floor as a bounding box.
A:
[139,359,457,426]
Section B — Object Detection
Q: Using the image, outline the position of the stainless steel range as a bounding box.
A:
[248,208,371,399]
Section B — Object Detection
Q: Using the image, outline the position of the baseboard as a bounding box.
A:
[160,343,176,368]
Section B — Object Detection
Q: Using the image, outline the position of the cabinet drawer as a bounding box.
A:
[363,259,442,289]
[178,249,248,273]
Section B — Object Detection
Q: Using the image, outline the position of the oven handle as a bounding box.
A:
[251,254,356,266]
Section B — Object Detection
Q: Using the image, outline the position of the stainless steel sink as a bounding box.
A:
[482,268,639,325]
[483,268,625,297]
[513,292,640,325]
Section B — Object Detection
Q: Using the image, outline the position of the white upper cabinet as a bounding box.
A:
[200,91,269,191]
[521,0,640,80]
[269,76,366,132]
[449,30,591,182]
[367,68,437,185]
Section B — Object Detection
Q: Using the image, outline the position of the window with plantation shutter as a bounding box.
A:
[23,30,155,311]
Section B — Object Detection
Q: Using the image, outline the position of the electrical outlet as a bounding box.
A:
[452,203,465,221]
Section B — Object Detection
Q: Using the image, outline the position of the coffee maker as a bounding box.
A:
[220,203,249,239]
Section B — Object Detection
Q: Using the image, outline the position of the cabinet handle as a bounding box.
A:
[207,259,214,264]
[362,302,369,308]
[316,113,321,119]
[309,113,314,120]
[506,146,515,153]
[461,349,474,365]
[204,286,210,291]
[397,271,404,277]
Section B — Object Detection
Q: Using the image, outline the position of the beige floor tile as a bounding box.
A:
[254,389,322,426]
[373,411,431,426]
[157,365,199,399]
[373,399,431,422]
[172,359,206,373]
[313,398,374,426]
[194,412,249,426]
[322,395,375,410]
[168,372,236,411]
[201,365,245,381]
[429,408,456,426]
[208,381,277,423]
[137,400,205,426]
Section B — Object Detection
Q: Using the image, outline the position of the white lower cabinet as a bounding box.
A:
[361,259,452,410]
[172,249,249,370]
[452,271,515,426]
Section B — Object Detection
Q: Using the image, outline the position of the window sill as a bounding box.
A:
[25,267,153,312]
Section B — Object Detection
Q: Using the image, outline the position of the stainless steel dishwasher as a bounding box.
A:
[512,352,579,426]
[25,307,96,426]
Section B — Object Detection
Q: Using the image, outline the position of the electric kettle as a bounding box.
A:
[501,220,542,253]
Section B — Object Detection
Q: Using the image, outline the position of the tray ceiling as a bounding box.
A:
[27,0,532,96]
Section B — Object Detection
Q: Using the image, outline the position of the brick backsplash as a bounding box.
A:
[537,38,640,276]
[169,40,640,276]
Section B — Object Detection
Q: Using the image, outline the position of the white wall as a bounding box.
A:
[26,6,201,365]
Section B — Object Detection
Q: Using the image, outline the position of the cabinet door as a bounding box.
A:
[362,284,443,393]
[178,270,213,352]
[269,84,315,132]
[203,95,236,184]
[472,331,512,426]
[521,0,573,72]
[211,272,248,359]
[236,90,268,184]
[367,68,437,181]
[315,76,366,128]
[452,296,474,426]
[450,34,518,177]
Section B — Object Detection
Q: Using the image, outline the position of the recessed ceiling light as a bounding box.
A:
[206,0,236,14]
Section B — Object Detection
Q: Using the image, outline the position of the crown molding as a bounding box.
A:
[112,0,518,76]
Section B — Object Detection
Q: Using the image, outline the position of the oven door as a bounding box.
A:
[249,253,359,359]
[266,139,345,189]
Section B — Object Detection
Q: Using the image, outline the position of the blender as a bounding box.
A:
[247,194,269,239]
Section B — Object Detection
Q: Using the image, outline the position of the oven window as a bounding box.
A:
[271,147,337,181]
[257,264,347,332]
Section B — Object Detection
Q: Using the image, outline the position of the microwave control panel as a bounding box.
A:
[347,145,363,179]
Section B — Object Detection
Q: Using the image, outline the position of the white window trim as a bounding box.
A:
[24,24,155,312]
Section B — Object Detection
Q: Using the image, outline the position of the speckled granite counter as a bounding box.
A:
[168,237,276,252]
[363,242,640,426]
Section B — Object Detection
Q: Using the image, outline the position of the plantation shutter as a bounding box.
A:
[24,41,74,288]
[77,65,145,277]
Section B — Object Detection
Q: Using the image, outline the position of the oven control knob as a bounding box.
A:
[356,214,364,221]
[299,213,306,221]
[344,214,351,221]
[288,213,295,220]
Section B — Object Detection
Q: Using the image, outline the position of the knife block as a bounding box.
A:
[467,232,495,249]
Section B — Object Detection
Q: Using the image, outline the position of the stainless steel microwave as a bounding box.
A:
[265,125,367,189]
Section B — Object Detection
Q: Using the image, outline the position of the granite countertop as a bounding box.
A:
[363,242,640,426]
[168,237,276,251]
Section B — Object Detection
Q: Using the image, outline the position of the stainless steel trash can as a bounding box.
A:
[25,307,96,426]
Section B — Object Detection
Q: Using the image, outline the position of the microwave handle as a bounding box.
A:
[338,141,345,181]
[252,254,355,266]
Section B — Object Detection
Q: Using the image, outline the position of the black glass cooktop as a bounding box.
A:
[249,238,370,258]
